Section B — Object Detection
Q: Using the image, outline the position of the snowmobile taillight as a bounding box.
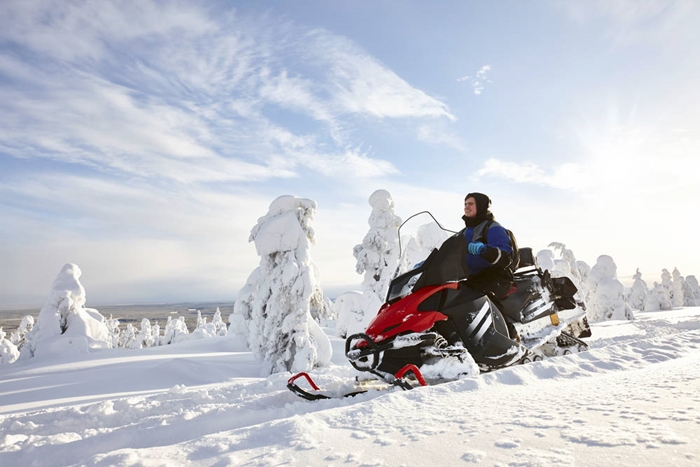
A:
[504,283,518,298]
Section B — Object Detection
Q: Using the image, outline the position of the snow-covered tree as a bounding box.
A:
[151,322,162,346]
[162,316,189,345]
[120,323,140,349]
[353,189,402,303]
[104,315,121,348]
[643,284,663,311]
[549,243,577,270]
[211,308,228,336]
[542,243,592,337]
[10,315,34,350]
[645,276,674,311]
[21,264,111,359]
[192,311,218,339]
[230,268,261,346]
[333,291,366,338]
[586,255,634,322]
[650,269,674,310]
[685,276,700,306]
[660,269,673,301]
[576,261,591,287]
[671,268,686,308]
[0,328,20,364]
[539,245,590,333]
[232,195,332,374]
[626,268,649,311]
[535,249,555,272]
[338,190,404,338]
[136,318,155,348]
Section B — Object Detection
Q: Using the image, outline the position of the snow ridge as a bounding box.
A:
[2,311,700,466]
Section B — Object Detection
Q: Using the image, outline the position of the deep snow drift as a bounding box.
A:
[1,307,700,466]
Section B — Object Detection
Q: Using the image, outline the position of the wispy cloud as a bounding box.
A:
[475,158,584,190]
[416,123,467,151]
[475,105,700,196]
[315,32,455,121]
[554,0,698,45]
[457,65,492,95]
[0,1,454,184]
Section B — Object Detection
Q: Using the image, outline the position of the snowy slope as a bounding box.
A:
[1,309,700,466]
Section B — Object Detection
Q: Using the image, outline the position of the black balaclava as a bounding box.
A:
[462,192,495,227]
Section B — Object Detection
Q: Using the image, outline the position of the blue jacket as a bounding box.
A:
[463,221,513,276]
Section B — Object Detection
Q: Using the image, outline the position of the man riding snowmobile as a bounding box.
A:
[461,192,520,340]
[343,193,589,381]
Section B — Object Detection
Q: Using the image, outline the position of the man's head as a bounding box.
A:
[464,192,491,218]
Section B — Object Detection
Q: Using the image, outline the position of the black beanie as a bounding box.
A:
[465,192,491,216]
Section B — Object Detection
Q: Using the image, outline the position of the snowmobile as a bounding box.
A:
[288,214,590,401]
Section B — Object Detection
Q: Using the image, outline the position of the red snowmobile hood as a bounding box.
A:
[362,282,459,343]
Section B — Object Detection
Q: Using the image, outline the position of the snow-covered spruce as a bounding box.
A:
[627,268,650,311]
[20,263,111,359]
[586,255,634,322]
[352,189,402,303]
[231,195,332,374]
[162,316,189,345]
[333,291,367,338]
[336,190,402,338]
[0,328,20,364]
[9,315,34,349]
[686,275,700,306]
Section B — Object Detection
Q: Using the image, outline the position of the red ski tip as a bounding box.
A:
[394,364,427,387]
[288,372,321,391]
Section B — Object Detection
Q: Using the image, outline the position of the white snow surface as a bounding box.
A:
[2,308,700,466]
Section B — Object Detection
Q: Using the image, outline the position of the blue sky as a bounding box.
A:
[1,0,699,307]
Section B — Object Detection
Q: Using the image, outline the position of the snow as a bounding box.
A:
[2,196,700,465]
[1,308,700,466]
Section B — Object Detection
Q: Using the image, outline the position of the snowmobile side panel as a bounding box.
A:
[439,291,524,369]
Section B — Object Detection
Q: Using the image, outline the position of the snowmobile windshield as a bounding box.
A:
[386,262,428,303]
[386,212,466,303]
[386,231,469,303]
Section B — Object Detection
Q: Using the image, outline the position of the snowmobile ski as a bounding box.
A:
[287,364,427,401]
